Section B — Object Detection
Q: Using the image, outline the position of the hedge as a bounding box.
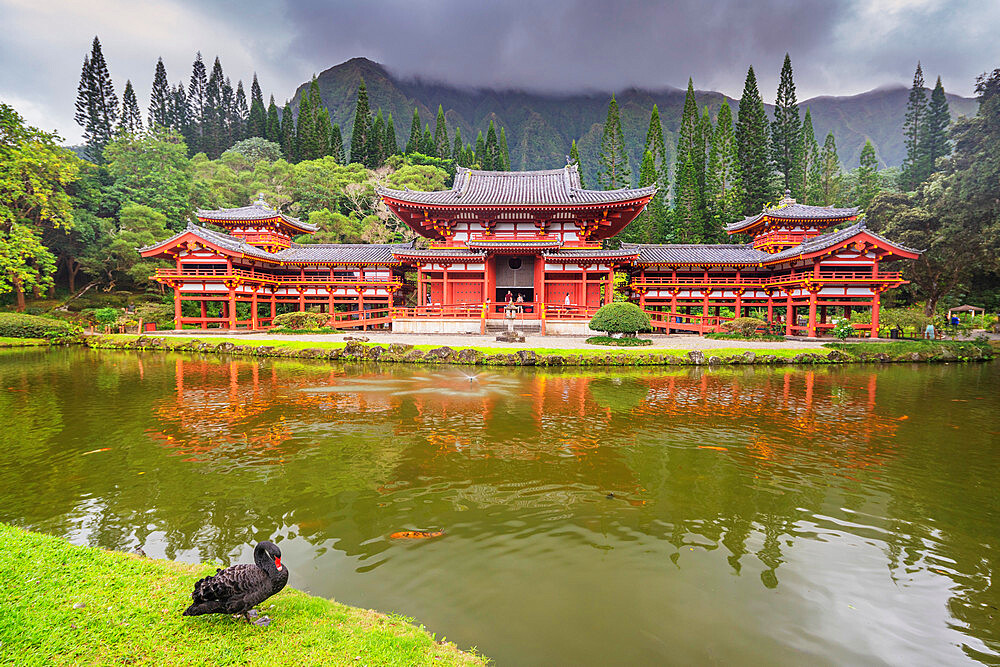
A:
[0,312,76,338]
[272,311,331,330]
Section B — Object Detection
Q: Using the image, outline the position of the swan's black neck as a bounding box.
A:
[253,542,277,574]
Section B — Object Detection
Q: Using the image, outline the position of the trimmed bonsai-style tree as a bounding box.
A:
[720,317,768,337]
[588,302,651,337]
[271,311,331,330]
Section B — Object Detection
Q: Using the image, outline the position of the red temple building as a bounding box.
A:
[140,165,919,337]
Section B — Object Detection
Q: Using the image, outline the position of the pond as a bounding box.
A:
[1,348,998,665]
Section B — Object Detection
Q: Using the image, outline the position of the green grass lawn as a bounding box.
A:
[1,523,486,666]
[0,337,49,347]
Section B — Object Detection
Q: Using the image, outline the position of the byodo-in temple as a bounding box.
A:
[139,164,920,337]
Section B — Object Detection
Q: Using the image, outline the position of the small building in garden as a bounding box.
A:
[139,167,920,337]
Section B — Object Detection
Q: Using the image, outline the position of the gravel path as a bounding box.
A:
[153,330,827,351]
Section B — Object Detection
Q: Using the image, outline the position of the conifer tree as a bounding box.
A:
[119,80,143,134]
[597,95,630,189]
[421,124,434,155]
[433,105,449,158]
[202,57,225,157]
[370,110,386,166]
[697,106,712,202]
[74,36,119,161]
[735,66,772,214]
[475,131,485,163]
[673,152,702,242]
[460,144,475,167]
[248,74,266,138]
[280,101,295,162]
[349,78,372,165]
[221,76,237,148]
[900,62,928,191]
[149,57,170,128]
[918,76,951,180]
[169,83,192,144]
[452,126,463,161]
[673,80,699,198]
[706,100,743,241]
[187,52,208,154]
[819,132,841,205]
[483,121,500,169]
[330,123,344,163]
[622,150,658,243]
[296,77,330,161]
[499,127,510,170]
[643,104,667,180]
[295,87,313,161]
[315,107,333,159]
[855,140,879,210]
[265,95,280,143]
[569,139,585,188]
[384,113,398,157]
[234,80,248,142]
[406,108,421,154]
[798,108,822,204]
[771,53,803,195]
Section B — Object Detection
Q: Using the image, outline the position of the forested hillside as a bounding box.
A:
[289,58,978,185]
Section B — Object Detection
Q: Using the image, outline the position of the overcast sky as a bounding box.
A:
[2,0,997,143]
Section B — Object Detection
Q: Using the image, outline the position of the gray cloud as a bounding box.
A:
[0,0,995,143]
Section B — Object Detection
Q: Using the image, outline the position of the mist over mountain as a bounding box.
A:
[291,57,978,185]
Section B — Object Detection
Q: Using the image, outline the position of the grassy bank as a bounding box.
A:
[79,334,995,366]
[0,523,485,666]
[0,337,49,348]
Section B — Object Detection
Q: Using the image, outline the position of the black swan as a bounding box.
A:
[183,541,288,624]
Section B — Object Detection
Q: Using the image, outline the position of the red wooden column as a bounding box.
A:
[533,253,544,308]
[807,290,818,337]
[785,291,793,336]
[766,292,774,323]
[442,263,449,305]
[173,283,182,330]
[251,289,258,329]
[485,255,496,309]
[871,289,881,338]
[270,291,276,323]
[227,284,236,329]
[200,300,207,329]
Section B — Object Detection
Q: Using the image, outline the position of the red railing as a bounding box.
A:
[632,271,903,289]
[393,303,487,319]
[233,232,290,247]
[751,231,807,249]
[154,267,401,288]
[325,308,393,330]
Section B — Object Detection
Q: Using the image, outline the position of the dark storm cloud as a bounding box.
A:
[0,0,995,143]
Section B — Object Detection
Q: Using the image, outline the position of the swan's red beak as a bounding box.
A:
[275,557,282,570]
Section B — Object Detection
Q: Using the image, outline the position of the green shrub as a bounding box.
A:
[831,319,855,340]
[720,317,768,337]
[93,307,121,326]
[0,313,76,339]
[272,311,330,330]
[134,303,174,327]
[588,302,651,336]
[585,335,652,346]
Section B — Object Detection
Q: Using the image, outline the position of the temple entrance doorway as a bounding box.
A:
[495,255,535,308]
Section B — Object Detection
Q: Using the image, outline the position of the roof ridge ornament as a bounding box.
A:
[254,192,268,208]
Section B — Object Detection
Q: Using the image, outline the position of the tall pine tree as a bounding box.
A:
[771,53,803,196]
[169,83,192,145]
[349,78,372,165]
[74,36,118,162]
[370,110,386,166]
[900,62,928,191]
[475,131,485,165]
[202,57,225,157]
[499,127,510,170]
[735,66,772,214]
[622,150,658,243]
[706,100,743,241]
[484,121,500,170]
[247,74,266,138]
[280,101,295,162]
[384,113,398,157]
[234,80,248,142]
[187,52,208,155]
[918,76,951,181]
[855,140,879,210]
[452,126,463,161]
[798,108,822,204]
[149,57,170,128]
[265,95,281,143]
[330,123,344,163]
[673,152,702,242]
[421,124,434,155]
[433,105,449,159]
[569,139,585,188]
[119,80,143,134]
[673,79,700,199]
[597,95,630,189]
[819,132,841,205]
[406,108,421,154]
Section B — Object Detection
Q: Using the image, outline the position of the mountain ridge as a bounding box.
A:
[290,57,979,185]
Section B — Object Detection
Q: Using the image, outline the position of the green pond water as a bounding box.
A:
[1,348,998,665]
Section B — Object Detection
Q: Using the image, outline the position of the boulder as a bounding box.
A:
[457,348,484,364]
[495,330,525,343]
[344,335,369,342]
[517,350,538,366]
[343,342,366,358]
[403,349,426,363]
[707,355,721,365]
[216,341,236,352]
[425,346,456,362]
[687,350,705,365]
[388,343,414,355]
[364,345,385,361]
[742,351,756,364]
[544,354,565,366]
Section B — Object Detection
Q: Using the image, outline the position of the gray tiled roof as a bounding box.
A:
[767,221,921,261]
[197,195,318,232]
[622,242,766,265]
[378,165,657,207]
[542,248,640,259]
[391,248,484,259]
[727,203,858,232]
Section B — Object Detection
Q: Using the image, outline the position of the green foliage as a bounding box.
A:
[736,66,772,215]
[223,136,283,164]
[247,74,266,139]
[148,58,170,129]
[569,139,584,188]
[103,128,191,229]
[0,312,75,338]
[406,108,421,154]
[831,318,855,340]
[272,311,330,329]
[900,62,928,191]
[706,100,743,240]
[433,105,449,159]
[819,132,841,205]
[918,76,951,180]
[585,335,653,347]
[771,53,802,194]
[597,95,630,189]
[119,80,143,135]
[92,307,120,326]
[588,302,651,335]
[720,317,768,337]
[855,140,879,210]
[134,302,174,327]
[74,37,118,162]
[349,78,371,166]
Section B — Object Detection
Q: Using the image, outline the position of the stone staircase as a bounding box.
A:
[486,320,542,334]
